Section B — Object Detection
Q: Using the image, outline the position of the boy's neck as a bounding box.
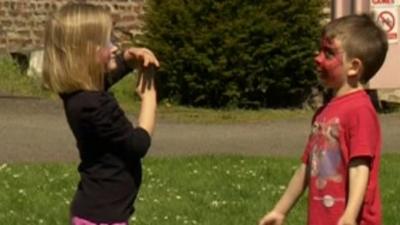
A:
[332,82,364,97]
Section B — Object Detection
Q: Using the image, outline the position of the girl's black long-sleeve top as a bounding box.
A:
[60,53,151,223]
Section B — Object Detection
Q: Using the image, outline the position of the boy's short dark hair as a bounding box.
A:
[322,14,388,83]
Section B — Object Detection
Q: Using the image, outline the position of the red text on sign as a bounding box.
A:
[372,0,395,4]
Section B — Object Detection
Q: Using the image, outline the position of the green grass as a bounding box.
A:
[111,74,311,124]
[0,154,399,225]
[2,57,399,124]
[0,57,311,124]
[0,57,50,98]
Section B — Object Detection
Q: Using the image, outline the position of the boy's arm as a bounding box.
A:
[338,157,370,225]
[259,163,308,225]
[273,163,308,214]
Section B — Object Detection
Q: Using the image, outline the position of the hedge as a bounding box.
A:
[138,0,325,108]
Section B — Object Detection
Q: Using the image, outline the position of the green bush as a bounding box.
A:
[139,0,324,108]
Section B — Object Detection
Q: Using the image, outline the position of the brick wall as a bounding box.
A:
[0,0,145,54]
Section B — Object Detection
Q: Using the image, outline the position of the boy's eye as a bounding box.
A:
[323,49,335,59]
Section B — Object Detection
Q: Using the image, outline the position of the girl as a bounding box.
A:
[42,3,159,225]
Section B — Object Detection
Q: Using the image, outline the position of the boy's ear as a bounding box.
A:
[347,58,363,78]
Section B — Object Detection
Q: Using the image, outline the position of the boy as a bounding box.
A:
[258,14,388,225]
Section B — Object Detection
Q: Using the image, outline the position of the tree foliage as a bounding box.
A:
[138,0,324,108]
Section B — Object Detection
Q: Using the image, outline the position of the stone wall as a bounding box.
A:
[0,0,145,54]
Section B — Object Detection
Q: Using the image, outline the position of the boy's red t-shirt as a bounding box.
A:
[301,90,381,225]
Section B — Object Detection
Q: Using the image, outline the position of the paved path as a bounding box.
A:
[1,97,399,162]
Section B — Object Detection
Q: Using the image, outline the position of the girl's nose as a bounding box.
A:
[106,42,118,54]
[112,43,119,53]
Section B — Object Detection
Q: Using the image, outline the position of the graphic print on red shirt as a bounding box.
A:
[309,118,345,207]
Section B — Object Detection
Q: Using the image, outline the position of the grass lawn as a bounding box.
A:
[0,57,313,124]
[0,154,399,225]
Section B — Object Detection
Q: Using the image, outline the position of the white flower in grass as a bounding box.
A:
[3,181,10,189]
[0,163,8,171]
[175,195,182,200]
[262,187,267,191]
[192,220,198,224]
[12,173,21,178]
[226,170,231,175]
[130,216,137,222]
[211,200,219,207]
[279,185,286,190]
[153,198,160,203]
[184,220,189,224]
[18,189,26,196]
[164,215,169,220]
[38,219,44,224]
[192,169,198,174]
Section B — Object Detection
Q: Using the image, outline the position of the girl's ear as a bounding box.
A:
[347,58,363,78]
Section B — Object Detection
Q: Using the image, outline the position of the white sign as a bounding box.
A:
[373,7,399,43]
[370,0,400,7]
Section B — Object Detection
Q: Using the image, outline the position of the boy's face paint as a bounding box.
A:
[314,37,346,88]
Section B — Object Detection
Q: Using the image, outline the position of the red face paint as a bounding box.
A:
[314,37,345,88]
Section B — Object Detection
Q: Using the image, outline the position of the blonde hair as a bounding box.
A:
[42,3,112,93]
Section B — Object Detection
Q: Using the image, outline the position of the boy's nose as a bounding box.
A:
[314,52,323,65]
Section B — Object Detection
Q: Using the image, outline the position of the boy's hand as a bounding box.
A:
[337,214,357,225]
[124,47,160,68]
[258,211,285,225]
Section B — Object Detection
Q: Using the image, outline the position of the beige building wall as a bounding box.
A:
[331,0,400,93]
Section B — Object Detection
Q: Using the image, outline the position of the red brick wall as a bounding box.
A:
[0,0,145,53]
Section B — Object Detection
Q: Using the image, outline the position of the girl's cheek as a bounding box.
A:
[97,48,111,64]
[107,58,118,71]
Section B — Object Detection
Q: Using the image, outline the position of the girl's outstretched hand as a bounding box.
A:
[124,47,160,68]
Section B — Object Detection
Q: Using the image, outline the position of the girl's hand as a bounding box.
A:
[136,65,157,98]
[258,211,285,225]
[124,47,160,68]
